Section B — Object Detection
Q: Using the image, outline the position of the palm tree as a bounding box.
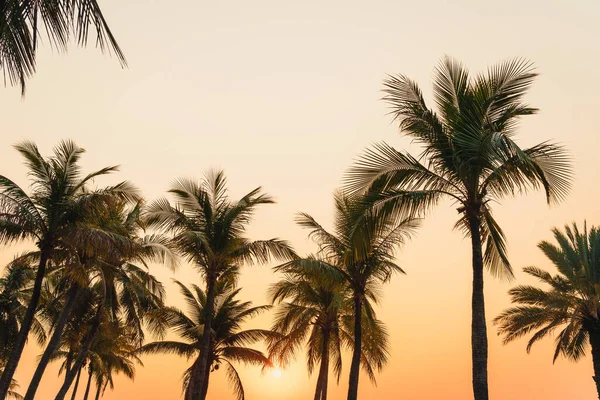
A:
[344,57,573,400]
[0,262,47,400]
[146,170,296,400]
[495,222,600,398]
[83,320,142,400]
[0,0,126,94]
[269,268,390,400]
[0,260,46,361]
[138,279,274,400]
[0,139,137,398]
[25,199,172,400]
[275,192,413,400]
[269,271,345,400]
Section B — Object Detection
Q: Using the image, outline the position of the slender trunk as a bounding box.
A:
[55,279,106,400]
[25,285,79,400]
[93,381,102,400]
[70,365,83,400]
[589,330,600,399]
[347,294,362,400]
[185,358,201,400]
[192,269,217,400]
[83,366,93,400]
[314,329,330,400]
[468,214,489,400]
[0,248,50,398]
[200,359,211,400]
[65,349,74,380]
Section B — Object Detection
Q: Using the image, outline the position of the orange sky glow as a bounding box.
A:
[1,0,599,399]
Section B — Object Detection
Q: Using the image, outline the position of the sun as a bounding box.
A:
[272,368,282,379]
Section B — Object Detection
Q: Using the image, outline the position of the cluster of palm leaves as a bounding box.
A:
[3,56,599,400]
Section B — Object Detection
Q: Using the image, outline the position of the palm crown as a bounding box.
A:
[496,223,600,361]
[139,278,274,400]
[275,191,411,400]
[346,57,572,278]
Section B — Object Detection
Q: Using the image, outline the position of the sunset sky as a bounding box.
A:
[1,0,600,398]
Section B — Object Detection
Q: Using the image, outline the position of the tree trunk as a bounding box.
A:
[25,284,79,400]
[314,329,330,400]
[83,366,93,400]
[93,381,102,400]
[468,215,489,400]
[0,248,50,398]
[200,360,211,400]
[55,279,106,400]
[192,268,217,400]
[347,294,362,400]
[70,365,83,400]
[589,330,600,399]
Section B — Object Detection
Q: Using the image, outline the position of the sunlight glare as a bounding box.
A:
[272,368,282,379]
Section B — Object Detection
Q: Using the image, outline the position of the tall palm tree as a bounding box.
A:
[269,270,345,400]
[495,222,600,398]
[345,57,572,400]
[0,140,137,398]
[25,199,172,400]
[275,192,413,400]
[146,170,296,400]
[0,260,46,361]
[0,262,47,400]
[0,0,126,94]
[82,320,142,400]
[269,268,390,400]
[138,279,274,400]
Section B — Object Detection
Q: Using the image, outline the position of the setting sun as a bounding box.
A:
[272,368,282,379]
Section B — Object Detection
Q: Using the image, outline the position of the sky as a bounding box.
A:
[1,0,600,398]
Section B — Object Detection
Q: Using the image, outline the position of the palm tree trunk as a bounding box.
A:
[83,366,93,400]
[347,294,362,400]
[589,330,600,399]
[25,284,79,400]
[93,380,102,400]
[55,279,106,400]
[200,361,211,400]
[65,349,74,379]
[70,365,83,400]
[192,268,217,400]
[468,215,489,400]
[0,248,50,398]
[314,329,330,400]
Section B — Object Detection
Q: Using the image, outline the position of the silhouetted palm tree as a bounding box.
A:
[138,278,274,400]
[0,261,46,361]
[146,170,296,400]
[25,198,170,400]
[276,192,411,400]
[0,140,137,398]
[345,57,572,400]
[495,222,600,398]
[0,0,125,94]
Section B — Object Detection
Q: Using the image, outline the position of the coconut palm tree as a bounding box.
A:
[0,260,46,361]
[146,170,296,400]
[269,270,345,400]
[0,139,137,398]
[275,192,413,400]
[344,57,572,400]
[137,278,274,400]
[495,222,600,398]
[82,320,142,400]
[52,203,169,400]
[24,197,170,400]
[0,0,126,94]
[269,267,390,400]
[0,262,47,400]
